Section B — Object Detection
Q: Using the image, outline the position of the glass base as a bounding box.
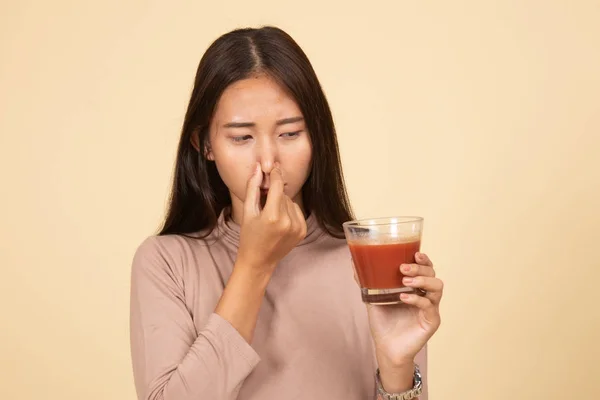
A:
[361,287,424,305]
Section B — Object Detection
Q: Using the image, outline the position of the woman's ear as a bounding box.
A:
[205,143,215,161]
[191,130,214,160]
[191,129,201,151]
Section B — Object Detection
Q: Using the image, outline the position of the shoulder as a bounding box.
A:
[133,234,187,266]
[131,233,208,280]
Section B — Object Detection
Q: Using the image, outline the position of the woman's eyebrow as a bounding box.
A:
[275,116,304,126]
[223,116,304,128]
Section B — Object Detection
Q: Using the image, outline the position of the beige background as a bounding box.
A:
[1,1,599,399]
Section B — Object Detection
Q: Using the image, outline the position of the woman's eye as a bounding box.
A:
[231,135,252,143]
[280,131,301,139]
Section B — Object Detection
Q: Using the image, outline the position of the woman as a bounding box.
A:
[130,26,443,400]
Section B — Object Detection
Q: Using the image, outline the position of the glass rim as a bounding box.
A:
[342,216,424,227]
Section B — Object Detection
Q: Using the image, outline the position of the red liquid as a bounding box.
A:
[349,240,421,289]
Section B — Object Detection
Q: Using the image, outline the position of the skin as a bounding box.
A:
[196,74,444,395]
[205,73,312,224]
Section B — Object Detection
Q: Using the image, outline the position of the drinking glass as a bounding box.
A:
[343,216,424,305]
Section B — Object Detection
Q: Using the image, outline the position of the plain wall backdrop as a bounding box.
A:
[1,1,599,399]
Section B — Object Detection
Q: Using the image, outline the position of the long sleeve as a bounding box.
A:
[415,345,428,400]
[129,237,261,400]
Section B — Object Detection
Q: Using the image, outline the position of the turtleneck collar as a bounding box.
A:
[215,207,323,248]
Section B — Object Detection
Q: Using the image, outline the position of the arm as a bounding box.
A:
[129,237,265,400]
[367,251,441,400]
[130,166,305,400]
[374,345,428,400]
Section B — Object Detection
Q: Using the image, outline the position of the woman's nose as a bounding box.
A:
[256,141,278,177]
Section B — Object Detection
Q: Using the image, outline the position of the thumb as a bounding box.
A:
[243,163,263,219]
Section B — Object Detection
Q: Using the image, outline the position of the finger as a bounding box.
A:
[243,163,263,219]
[291,201,307,239]
[399,292,431,307]
[284,196,297,229]
[424,289,443,305]
[415,252,433,267]
[281,191,291,219]
[400,263,436,278]
[402,276,444,304]
[402,276,443,292]
[264,165,285,218]
[399,293,440,325]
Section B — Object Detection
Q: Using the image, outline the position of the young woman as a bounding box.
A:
[130,26,443,400]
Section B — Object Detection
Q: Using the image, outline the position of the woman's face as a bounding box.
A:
[206,75,313,221]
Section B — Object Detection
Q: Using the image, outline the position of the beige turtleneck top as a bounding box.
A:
[129,209,428,399]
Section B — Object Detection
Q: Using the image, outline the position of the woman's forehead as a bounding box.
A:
[214,76,302,122]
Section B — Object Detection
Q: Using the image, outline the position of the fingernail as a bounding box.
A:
[403,277,413,284]
[402,264,411,273]
[400,293,410,300]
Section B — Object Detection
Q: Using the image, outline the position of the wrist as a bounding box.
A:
[214,260,274,344]
[235,259,275,284]
[376,363,423,400]
[377,362,414,393]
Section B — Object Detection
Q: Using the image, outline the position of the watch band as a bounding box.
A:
[375,364,423,400]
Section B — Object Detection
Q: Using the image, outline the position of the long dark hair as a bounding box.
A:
[159,26,354,238]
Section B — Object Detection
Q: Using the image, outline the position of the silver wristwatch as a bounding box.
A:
[375,364,423,400]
